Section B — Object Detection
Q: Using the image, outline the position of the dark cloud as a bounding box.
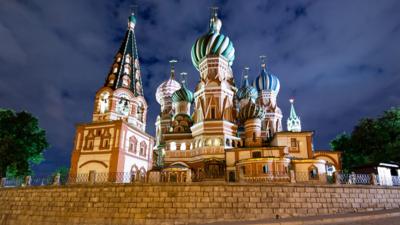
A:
[0,0,399,174]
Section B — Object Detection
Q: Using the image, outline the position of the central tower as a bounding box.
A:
[190,9,240,150]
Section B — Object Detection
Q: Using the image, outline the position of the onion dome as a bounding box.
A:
[155,60,181,105]
[191,11,235,70]
[253,57,280,94]
[238,102,266,122]
[172,74,194,103]
[236,68,258,102]
[287,99,302,132]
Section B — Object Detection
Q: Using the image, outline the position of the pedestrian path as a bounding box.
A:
[204,209,400,225]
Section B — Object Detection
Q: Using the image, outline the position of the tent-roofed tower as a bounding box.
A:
[287,98,302,132]
[70,11,154,181]
[91,12,148,131]
[103,13,143,96]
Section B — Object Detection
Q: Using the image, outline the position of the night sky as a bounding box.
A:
[1,0,399,175]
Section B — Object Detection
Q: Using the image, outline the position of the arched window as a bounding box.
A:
[206,139,212,146]
[84,131,95,150]
[122,75,130,87]
[116,94,130,116]
[252,132,256,141]
[99,92,110,114]
[139,141,147,156]
[180,143,186,151]
[263,165,269,174]
[170,142,177,151]
[123,64,130,75]
[129,136,137,153]
[214,138,221,146]
[309,166,319,180]
[100,129,111,149]
[131,165,138,182]
[125,54,131,63]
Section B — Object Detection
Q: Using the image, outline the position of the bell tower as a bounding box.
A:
[70,12,154,180]
[92,13,147,131]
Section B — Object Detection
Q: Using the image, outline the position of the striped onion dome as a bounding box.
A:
[253,64,280,94]
[236,74,258,102]
[238,102,266,122]
[155,67,181,105]
[172,82,194,103]
[191,13,235,70]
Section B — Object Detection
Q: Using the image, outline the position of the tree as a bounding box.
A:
[330,107,400,171]
[52,166,69,177]
[0,109,49,177]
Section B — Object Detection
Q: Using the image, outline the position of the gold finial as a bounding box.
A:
[169,59,178,79]
[210,6,219,18]
[130,4,138,15]
[243,67,250,79]
[259,55,267,68]
[180,72,187,85]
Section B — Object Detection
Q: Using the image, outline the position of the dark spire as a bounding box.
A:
[104,12,143,96]
[180,72,187,87]
[169,59,178,80]
[242,66,250,87]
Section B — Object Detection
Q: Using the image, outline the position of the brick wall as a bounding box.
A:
[0,183,399,225]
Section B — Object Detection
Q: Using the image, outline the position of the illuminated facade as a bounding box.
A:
[69,13,154,181]
[69,10,341,183]
[155,10,341,182]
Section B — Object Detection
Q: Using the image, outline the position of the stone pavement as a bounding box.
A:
[204,208,400,225]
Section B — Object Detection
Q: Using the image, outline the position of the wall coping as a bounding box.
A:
[2,182,400,191]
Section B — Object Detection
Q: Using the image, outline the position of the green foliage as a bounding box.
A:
[0,109,49,177]
[52,166,69,177]
[330,107,400,172]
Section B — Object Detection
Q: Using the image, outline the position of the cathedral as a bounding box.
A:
[69,10,341,183]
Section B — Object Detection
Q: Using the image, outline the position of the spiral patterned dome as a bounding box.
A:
[254,65,280,94]
[238,102,266,122]
[172,84,194,103]
[236,76,258,102]
[156,78,181,105]
[191,14,235,70]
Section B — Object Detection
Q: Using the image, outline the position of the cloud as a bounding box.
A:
[0,0,399,174]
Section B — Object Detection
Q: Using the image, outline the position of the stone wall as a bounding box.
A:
[0,183,399,225]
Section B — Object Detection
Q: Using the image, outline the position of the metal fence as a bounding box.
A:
[335,173,372,185]
[1,171,400,188]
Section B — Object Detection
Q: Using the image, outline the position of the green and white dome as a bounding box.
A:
[191,13,235,70]
[172,84,194,103]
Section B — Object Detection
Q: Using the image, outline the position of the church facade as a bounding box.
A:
[69,10,341,183]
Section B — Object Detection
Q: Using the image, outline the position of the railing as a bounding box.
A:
[1,171,399,188]
[241,172,290,183]
[0,171,147,188]
[393,176,400,186]
[336,173,372,185]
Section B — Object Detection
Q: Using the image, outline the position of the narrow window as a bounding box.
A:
[291,138,297,147]
[252,151,262,158]
[263,165,269,174]
[211,107,216,119]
